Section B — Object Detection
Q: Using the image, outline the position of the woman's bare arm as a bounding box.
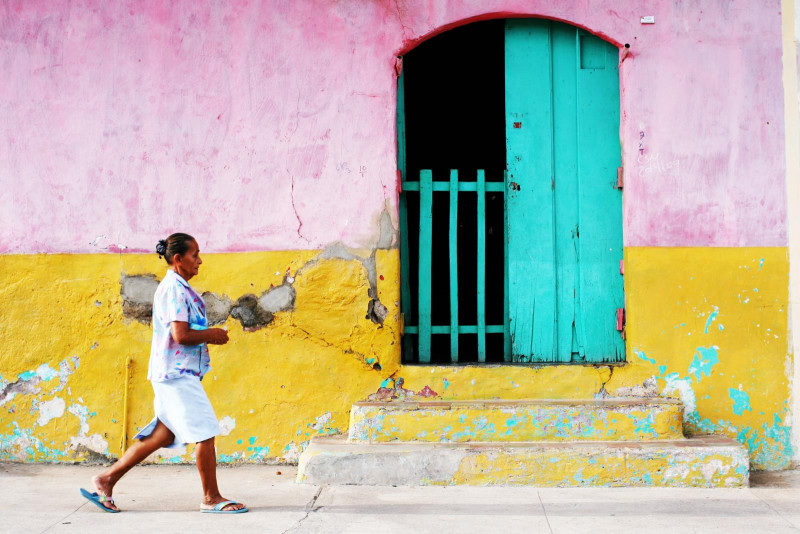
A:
[170,322,229,345]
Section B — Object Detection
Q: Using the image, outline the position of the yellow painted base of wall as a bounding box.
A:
[348,399,684,442]
[0,247,793,469]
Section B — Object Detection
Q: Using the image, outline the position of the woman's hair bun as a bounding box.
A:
[155,239,168,257]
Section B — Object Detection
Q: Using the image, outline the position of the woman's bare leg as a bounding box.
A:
[90,420,175,511]
[195,437,245,511]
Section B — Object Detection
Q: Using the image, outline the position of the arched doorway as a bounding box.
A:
[398,18,624,365]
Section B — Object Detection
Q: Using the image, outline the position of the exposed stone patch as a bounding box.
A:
[0,378,41,406]
[230,294,274,330]
[71,444,114,465]
[202,292,234,325]
[121,274,159,323]
[365,289,388,324]
[615,377,660,398]
[259,284,296,313]
[366,377,417,401]
[376,208,396,249]
[119,234,391,332]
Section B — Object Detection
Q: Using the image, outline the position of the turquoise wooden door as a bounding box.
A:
[505,19,624,363]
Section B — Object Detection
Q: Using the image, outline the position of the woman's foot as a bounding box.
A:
[91,474,120,512]
[202,495,246,512]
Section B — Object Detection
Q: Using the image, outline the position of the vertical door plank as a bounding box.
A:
[477,170,487,362]
[575,33,625,362]
[418,169,434,362]
[449,169,459,362]
[397,69,414,362]
[505,19,557,362]
[551,25,581,363]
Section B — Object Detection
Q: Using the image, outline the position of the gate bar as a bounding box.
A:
[418,169,433,362]
[477,169,487,362]
[449,169,459,362]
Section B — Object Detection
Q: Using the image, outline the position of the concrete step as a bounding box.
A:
[298,435,749,488]
[348,398,685,443]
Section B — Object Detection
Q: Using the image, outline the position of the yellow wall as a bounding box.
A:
[0,246,792,469]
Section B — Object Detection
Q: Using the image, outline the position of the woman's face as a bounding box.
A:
[173,240,202,280]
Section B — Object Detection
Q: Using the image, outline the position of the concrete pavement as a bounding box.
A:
[2,463,800,533]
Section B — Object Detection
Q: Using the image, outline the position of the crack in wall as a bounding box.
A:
[290,174,311,244]
[392,0,411,41]
[293,326,383,372]
[595,366,615,398]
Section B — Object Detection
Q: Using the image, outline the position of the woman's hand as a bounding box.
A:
[206,328,229,345]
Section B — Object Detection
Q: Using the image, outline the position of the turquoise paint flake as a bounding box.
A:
[704,307,719,334]
[759,258,765,270]
[249,437,257,445]
[634,350,656,364]
[473,416,493,433]
[718,324,725,331]
[688,346,720,382]
[218,453,244,463]
[248,446,269,460]
[17,371,36,381]
[443,378,450,391]
[729,389,752,416]
[236,439,243,445]
[505,414,524,428]
[634,413,658,438]
[380,378,394,388]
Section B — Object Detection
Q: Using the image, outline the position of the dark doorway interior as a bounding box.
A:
[402,20,507,363]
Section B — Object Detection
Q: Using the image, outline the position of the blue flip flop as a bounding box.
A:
[200,500,249,514]
[79,488,120,513]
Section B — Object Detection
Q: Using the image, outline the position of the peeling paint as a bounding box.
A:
[729,389,753,416]
[219,416,236,436]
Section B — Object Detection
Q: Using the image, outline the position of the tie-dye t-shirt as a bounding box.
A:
[148,269,211,382]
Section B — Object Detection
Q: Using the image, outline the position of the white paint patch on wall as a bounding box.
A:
[310,412,332,431]
[36,397,65,426]
[69,434,109,455]
[661,375,697,420]
[218,416,235,436]
[65,402,109,456]
[68,404,91,435]
[147,444,188,462]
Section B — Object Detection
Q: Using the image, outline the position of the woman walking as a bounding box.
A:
[80,233,247,514]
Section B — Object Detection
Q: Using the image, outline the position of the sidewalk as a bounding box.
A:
[2,463,800,534]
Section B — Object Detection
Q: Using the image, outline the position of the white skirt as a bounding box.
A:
[134,376,220,449]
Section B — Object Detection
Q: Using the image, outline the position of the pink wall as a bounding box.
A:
[0,0,787,253]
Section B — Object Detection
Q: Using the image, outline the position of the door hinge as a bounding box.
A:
[615,167,624,190]
[616,308,625,331]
